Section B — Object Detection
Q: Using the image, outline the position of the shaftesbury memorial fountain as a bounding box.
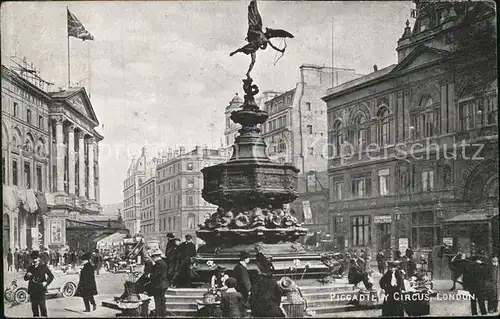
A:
[196,0,329,281]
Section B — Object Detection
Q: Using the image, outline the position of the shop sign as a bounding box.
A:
[443,237,453,246]
[374,215,392,224]
[399,238,409,253]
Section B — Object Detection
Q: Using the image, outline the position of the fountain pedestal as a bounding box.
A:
[195,77,330,282]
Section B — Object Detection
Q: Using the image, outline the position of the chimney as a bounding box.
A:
[167,148,173,160]
[179,146,185,155]
[195,145,202,155]
[174,150,180,157]
[373,65,378,72]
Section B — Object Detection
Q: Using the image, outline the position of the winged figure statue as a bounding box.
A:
[230,0,294,78]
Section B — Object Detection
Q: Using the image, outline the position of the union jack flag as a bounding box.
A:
[67,8,94,41]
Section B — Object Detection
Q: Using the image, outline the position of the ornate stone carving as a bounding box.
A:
[86,137,95,145]
[52,115,64,125]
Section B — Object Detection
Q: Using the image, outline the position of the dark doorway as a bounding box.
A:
[377,223,391,251]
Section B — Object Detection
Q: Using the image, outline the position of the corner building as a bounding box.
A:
[323,1,497,259]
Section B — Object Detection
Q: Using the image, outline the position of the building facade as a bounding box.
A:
[324,1,497,259]
[155,146,226,249]
[123,146,156,235]
[2,62,103,251]
[260,65,363,229]
[139,168,157,240]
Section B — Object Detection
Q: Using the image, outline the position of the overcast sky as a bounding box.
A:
[1,1,414,205]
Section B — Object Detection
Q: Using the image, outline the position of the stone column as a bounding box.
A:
[67,124,76,195]
[77,132,86,197]
[54,116,65,193]
[87,137,95,200]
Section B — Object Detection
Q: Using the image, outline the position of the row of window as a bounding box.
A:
[343,211,441,249]
[3,157,44,191]
[141,209,154,220]
[265,94,294,115]
[459,95,497,131]
[12,102,45,130]
[157,161,194,179]
[141,224,155,234]
[158,194,197,211]
[261,114,288,134]
[159,216,176,232]
[140,182,155,197]
[141,196,154,207]
[331,168,435,200]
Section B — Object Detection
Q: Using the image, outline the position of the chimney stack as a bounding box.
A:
[195,145,202,155]
[174,149,180,157]
[373,65,378,72]
[179,146,185,155]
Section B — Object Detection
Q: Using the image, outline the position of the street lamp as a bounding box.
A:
[393,205,402,220]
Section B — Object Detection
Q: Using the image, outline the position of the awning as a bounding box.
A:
[444,208,499,224]
[3,186,19,212]
[97,232,127,247]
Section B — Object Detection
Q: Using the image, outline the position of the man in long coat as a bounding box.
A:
[174,235,197,287]
[149,249,169,317]
[487,255,499,314]
[24,250,54,317]
[463,256,488,316]
[250,253,284,317]
[166,236,180,284]
[75,253,98,312]
[233,251,252,308]
[379,260,405,317]
[14,248,21,272]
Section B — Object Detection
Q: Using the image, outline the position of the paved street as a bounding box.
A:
[4,269,127,318]
[5,267,498,318]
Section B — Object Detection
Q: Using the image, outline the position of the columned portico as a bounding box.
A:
[78,132,86,197]
[87,137,95,200]
[68,124,76,195]
[55,116,65,192]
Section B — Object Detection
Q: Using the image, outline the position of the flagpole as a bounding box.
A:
[67,7,71,88]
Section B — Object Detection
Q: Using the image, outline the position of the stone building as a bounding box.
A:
[324,1,497,258]
[123,146,156,235]
[2,61,103,251]
[260,64,363,230]
[139,158,157,240]
[155,146,226,249]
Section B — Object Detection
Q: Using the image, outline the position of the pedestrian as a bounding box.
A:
[376,250,386,275]
[221,277,245,318]
[487,255,499,314]
[40,248,50,265]
[211,265,229,290]
[166,237,181,284]
[233,251,252,308]
[463,255,488,316]
[22,249,29,270]
[55,250,60,267]
[250,252,284,317]
[75,253,98,312]
[93,249,103,275]
[362,249,370,272]
[149,248,168,317]
[379,260,405,317]
[164,232,176,258]
[7,248,13,271]
[14,248,20,272]
[24,250,54,317]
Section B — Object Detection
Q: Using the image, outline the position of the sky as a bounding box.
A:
[1,0,414,205]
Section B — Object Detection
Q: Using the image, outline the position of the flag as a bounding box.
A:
[67,8,94,41]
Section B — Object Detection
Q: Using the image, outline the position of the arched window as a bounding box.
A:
[329,120,343,157]
[187,214,196,230]
[353,114,367,150]
[377,107,391,145]
[411,95,439,138]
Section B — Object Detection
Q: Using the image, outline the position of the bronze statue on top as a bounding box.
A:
[230,0,294,78]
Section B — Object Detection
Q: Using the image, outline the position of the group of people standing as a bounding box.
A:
[207,251,286,318]
[376,248,418,278]
[6,247,37,272]
[21,248,103,317]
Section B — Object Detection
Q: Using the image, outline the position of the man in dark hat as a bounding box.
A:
[149,249,169,317]
[379,260,405,317]
[167,238,182,285]
[174,235,197,288]
[164,233,176,257]
[24,250,54,317]
[180,234,197,261]
[233,251,252,308]
[75,253,98,312]
[250,253,284,317]
[464,255,489,315]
